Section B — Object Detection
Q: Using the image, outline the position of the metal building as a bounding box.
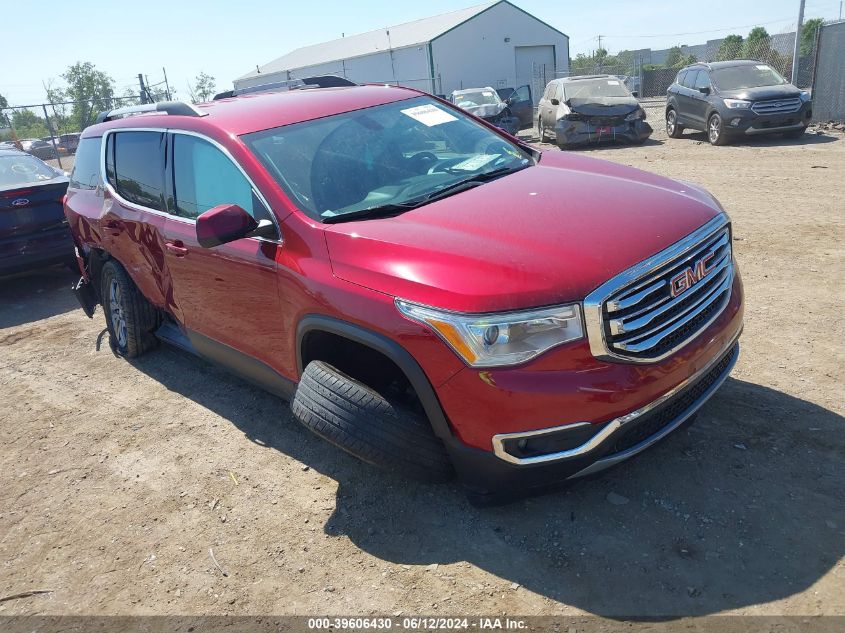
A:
[234,1,569,102]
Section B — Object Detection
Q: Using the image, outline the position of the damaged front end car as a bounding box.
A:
[450,87,521,135]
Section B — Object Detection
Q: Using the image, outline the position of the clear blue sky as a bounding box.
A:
[2,0,841,105]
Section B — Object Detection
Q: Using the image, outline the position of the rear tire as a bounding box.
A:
[666,108,684,138]
[100,260,159,358]
[292,361,454,483]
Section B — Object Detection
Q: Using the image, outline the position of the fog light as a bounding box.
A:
[731,118,741,126]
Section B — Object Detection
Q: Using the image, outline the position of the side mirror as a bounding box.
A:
[196,203,274,248]
[698,86,710,95]
[631,90,639,98]
[550,98,560,106]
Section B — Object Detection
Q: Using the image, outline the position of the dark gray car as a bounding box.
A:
[666,60,812,145]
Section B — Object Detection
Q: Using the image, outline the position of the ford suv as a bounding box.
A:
[666,60,812,145]
[65,83,744,504]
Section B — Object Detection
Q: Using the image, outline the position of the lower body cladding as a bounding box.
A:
[0,225,75,276]
[555,118,652,148]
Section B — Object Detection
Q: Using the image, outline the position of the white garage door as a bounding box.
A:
[515,45,555,105]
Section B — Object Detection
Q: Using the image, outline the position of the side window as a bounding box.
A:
[543,84,553,100]
[112,131,166,211]
[675,70,687,87]
[694,70,711,90]
[172,134,268,222]
[69,137,102,190]
[681,70,699,89]
[513,85,530,102]
[556,83,565,101]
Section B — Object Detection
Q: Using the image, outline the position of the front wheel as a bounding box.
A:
[666,108,684,138]
[538,117,551,143]
[100,260,160,357]
[708,113,729,146]
[292,361,454,482]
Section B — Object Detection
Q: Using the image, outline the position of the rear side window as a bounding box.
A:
[171,134,267,221]
[109,131,165,211]
[675,70,687,86]
[681,70,700,89]
[69,137,102,190]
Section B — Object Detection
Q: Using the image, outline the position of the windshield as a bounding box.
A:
[564,78,632,100]
[712,64,788,91]
[452,89,501,107]
[243,96,532,222]
[0,153,60,188]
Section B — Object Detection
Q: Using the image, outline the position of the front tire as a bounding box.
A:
[708,113,729,145]
[666,108,684,138]
[538,117,551,143]
[100,260,160,358]
[292,361,454,482]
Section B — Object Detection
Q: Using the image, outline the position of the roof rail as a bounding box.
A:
[213,75,357,100]
[95,101,207,124]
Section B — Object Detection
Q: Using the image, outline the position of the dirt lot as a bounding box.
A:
[3,130,844,619]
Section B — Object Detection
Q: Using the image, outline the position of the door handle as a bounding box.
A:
[165,241,188,257]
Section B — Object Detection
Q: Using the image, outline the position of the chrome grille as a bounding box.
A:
[584,216,733,363]
[751,97,802,115]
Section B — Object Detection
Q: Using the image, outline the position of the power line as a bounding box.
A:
[601,16,797,39]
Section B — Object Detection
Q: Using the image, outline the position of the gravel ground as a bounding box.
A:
[2,129,844,619]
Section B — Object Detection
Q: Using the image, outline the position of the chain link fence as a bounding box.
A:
[0,95,145,171]
[812,21,845,122]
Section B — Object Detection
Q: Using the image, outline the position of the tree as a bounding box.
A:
[188,72,216,104]
[11,109,49,138]
[800,18,824,57]
[716,34,744,61]
[664,46,684,68]
[0,93,8,109]
[61,62,115,131]
[743,27,771,59]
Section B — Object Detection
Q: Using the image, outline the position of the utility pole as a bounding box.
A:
[162,67,172,101]
[138,74,149,104]
[597,34,603,50]
[791,0,805,85]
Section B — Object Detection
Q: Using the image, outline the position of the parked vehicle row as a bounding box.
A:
[62,82,744,504]
[448,85,533,135]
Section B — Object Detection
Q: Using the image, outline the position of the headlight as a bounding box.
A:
[625,108,646,122]
[723,99,751,109]
[395,300,584,367]
[800,90,811,102]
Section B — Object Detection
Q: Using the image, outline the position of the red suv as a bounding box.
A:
[65,84,744,504]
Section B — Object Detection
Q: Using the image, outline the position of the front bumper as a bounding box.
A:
[445,338,739,500]
[555,118,652,146]
[722,102,812,135]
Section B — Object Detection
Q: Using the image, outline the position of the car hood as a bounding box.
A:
[566,97,640,117]
[324,152,724,313]
[460,102,508,119]
[718,84,801,101]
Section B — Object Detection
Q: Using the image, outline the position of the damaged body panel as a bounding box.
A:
[539,76,653,149]
[450,88,520,135]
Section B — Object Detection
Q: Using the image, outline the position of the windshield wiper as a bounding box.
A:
[322,163,529,224]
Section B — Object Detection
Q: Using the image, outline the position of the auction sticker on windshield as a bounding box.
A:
[401,104,458,127]
[451,154,498,171]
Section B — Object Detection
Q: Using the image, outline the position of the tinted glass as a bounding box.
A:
[675,70,687,86]
[562,78,632,100]
[172,134,263,221]
[69,137,102,190]
[693,71,711,90]
[243,96,532,222]
[681,70,700,89]
[0,153,60,188]
[113,132,165,211]
[513,85,530,102]
[712,64,788,90]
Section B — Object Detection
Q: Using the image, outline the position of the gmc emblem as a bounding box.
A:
[670,252,716,298]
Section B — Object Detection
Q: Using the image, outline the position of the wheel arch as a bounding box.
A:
[296,315,454,441]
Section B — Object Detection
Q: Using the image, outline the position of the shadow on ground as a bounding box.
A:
[677,130,840,148]
[128,343,844,618]
[0,267,78,329]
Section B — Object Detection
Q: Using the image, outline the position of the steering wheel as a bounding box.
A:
[406,151,438,174]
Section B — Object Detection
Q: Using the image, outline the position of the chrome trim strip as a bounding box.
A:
[98,126,282,243]
[490,329,740,466]
[567,342,739,479]
[583,214,731,363]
